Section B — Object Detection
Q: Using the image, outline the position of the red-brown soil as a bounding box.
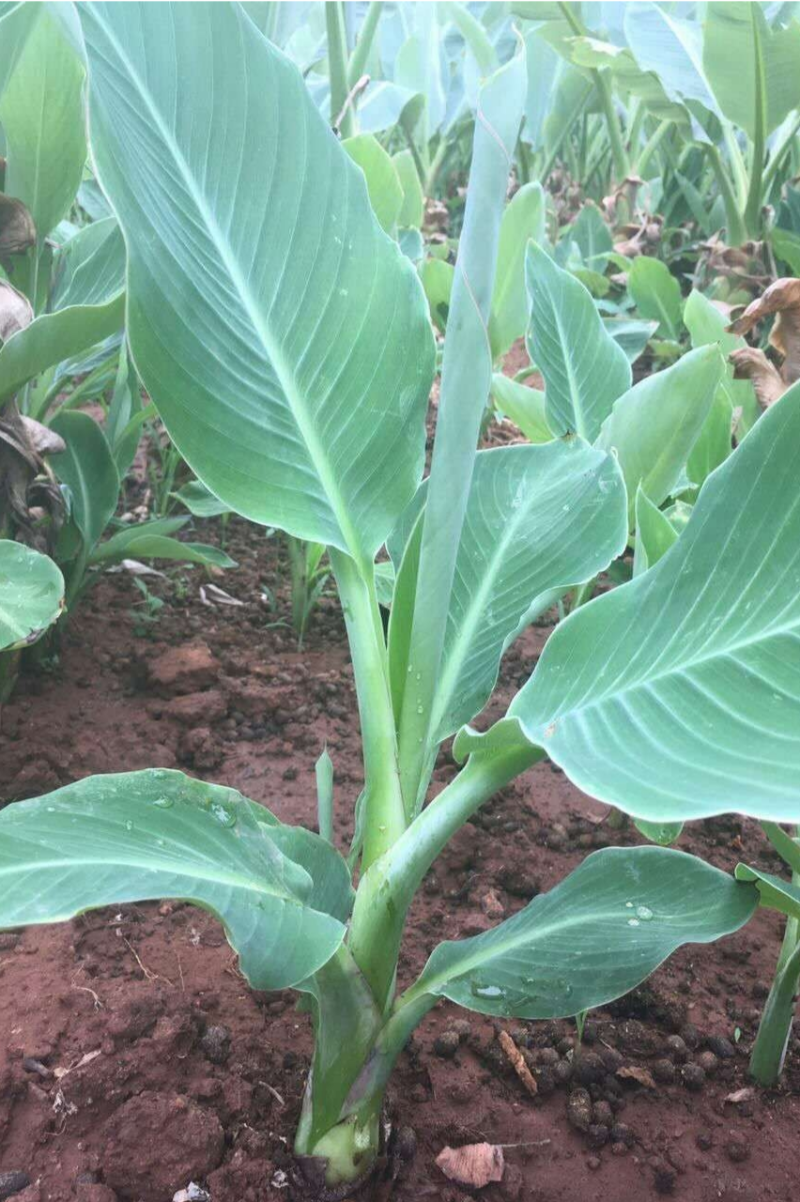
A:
[1,513,798,1202]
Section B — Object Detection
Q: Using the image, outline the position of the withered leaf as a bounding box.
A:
[0,193,35,261]
[0,278,32,342]
[728,278,800,387]
[498,1029,538,1096]
[616,1065,657,1089]
[729,347,786,408]
[436,1142,505,1189]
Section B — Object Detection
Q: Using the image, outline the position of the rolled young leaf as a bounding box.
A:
[471,382,800,824]
[0,540,64,650]
[525,241,631,442]
[400,846,757,1019]
[0,769,349,990]
[78,2,435,563]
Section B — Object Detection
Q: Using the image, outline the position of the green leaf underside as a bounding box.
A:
[0,540,64,650]
[499,383,800,823]
[0,769,348,990]
[0,293,125,403]
[50,411,120,550]
[51,217,126,310]
[79,2,434,561]
[596,345,722,524]
[409,847,756,1019]
[526,242,631,442]
[420,441,628,745]
[735,864,800,921]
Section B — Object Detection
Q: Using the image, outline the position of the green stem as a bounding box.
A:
[762,113,800,195]
[743,8,767,237]
[705,144,747,248]
[558,1,628,182]
[325,1,353,137]
[329,549,404,872]
[626,98,646,161]
[721,122,749,212]
[346,0,382,89]
[635,119,672,178]
[750,929,800,1086]
[424,137,449,195]
[349,744,542,1008]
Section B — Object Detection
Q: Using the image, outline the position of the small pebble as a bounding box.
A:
[652,1058,676,1085]
[0,1173,31,1201]
[681,1062,706,1092]
[434,1030,460,1059]
[725,1135,749,1164]
[567,1087,592,1132]
[664,1035,688,1064]
[707,1035,735,1060]
[697,1051,719,1076]
[199,1024,231,1065]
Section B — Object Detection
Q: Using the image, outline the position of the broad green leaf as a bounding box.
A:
[50,217,126,311]
[498,383,800,823]
[50,411,119,551]
[392,441,627,748]
[735,865,800,922]
[404,847,756,1018]
[569,203,612,264]
[342,135,403,235]
[393,149,425,229]
[704,2,800,141]
[563,34,687,125]
[0,540,64,650]
[624,3,720,120]
[686,389,732,489]
[525,242,631,442]
[0,292,125,403]
[173,479,233,518]
[79,3,434,562]
[628,256,682,339]
[603,316,657,363]
[490,374,552,444]
[0,10,86,239]
[0,769,348,990]
[0,2,38,100]
[634,819,684,846]
[420,258,454,334]
[633,486,677,577]
[489,183,547,361]
[596,345,722,524]
[91,520,236,570]
[773,227,800,277]
[683,289,744,355]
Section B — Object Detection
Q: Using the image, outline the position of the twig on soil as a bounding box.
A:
[259,1081,286,1108]
[71,981,104,1009]
[498,1030,538,1096]
[124,936,172,986]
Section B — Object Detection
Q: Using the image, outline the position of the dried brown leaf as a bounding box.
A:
[436,1142,505,1188]
[729,347,786,408]
[728,278,800,386]
[616,1065,657,1089]
[0,193,35,260]
[724,1087,755,1105]
[20,416,66,457]
[498,1030,537,1096]
[0,278,32,342]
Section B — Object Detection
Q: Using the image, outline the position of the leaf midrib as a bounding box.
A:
[92,9,363,561]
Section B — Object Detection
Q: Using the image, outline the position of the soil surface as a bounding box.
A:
[1,405,798,1202]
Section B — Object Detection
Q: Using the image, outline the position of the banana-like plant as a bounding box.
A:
[4,4,800,1191]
